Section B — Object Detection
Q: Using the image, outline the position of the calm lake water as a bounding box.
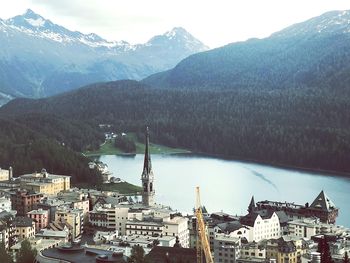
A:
[98,154,350,227]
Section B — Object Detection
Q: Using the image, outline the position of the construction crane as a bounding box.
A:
[195,186,214,263]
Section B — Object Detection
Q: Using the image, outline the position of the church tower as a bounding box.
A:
[141,127,155,206]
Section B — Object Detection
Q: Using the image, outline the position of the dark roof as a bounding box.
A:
[43,247,128,263]
[310,191,337,211]
[268,238,296,253]
[216,221,245,233]
[14,216,33,227]
[145,246,196,263]
[240,210,275,227]
[274,211,290,225]
[0,211,13,220]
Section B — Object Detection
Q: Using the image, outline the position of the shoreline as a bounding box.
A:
[94,151,350,179]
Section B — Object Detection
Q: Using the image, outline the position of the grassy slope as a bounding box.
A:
[75,182,142,195]
[84,135,190,156]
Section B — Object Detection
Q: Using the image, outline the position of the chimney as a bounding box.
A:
[8,166,13,180]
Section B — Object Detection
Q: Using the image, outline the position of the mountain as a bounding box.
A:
[0,9,208,102]
[143,10,350,92]
[1,79,350,174]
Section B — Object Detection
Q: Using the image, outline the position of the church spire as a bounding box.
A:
[143,126,152,174]
[141,126,155,206]
[248,196,256,213]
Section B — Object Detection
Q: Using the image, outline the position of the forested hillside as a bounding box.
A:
[0,115,102,184]
[143,11,350,92]
[2,80,349,174]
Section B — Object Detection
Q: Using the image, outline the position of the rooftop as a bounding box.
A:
[42,246,128,263]
[27,209,49,215]
[14,216,33,227]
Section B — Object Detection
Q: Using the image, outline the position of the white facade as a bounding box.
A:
[0,168,10,181]
[126,216,189,248]
[89,204,129,234]
[163,216,189,248]
[0,197,11,212]
[244,212,281,242]
[93,230,119,244]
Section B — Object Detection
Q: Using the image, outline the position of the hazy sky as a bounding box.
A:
[1,0,350,48]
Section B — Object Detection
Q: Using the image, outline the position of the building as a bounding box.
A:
[254,191,338,224]
[239,241,266,262]
[288,218,320,239]
[55,207,83,239]
[213,234,241,263]
[288,218,350,239]
[0,167,12,181]
[93,230,119,244]
[11,237,62,259]
[47,221,73,241]
[10,189,43,216]
[13,216,35,241]
[89,204,129,234]
[307,191,338,224]
[265,236,307,263]
[141,127,155,207]
[265,238,298,263]
[240,210,281,242]
[0,196,12,213]
[36,229,69,242]
[0,211,16,249]
[56,190,90,220]
[126,215,189,248]
[27,208,49,231]
[19,168,70,196]
[37,197,67,222]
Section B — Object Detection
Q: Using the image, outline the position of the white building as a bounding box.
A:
[126,216,189,248]
[240,211,281,242]
[0,167,11,181]
[288,218,350,239]
[0,197,11,213]
[89,204,129,234]
[93,230,119,244]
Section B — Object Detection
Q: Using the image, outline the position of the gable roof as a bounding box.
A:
[310,191,336,211]
[216,221,246,233]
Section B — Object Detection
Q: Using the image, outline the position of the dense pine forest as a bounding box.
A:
[0,115,102,184]
[1,80,349,175]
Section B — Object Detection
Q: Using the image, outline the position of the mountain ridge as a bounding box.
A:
[143,9,350,92]
[0,9,208,103]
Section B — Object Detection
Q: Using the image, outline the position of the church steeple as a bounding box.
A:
[248,196,256,213]
[143,126,152,174]
[141,126,155,206]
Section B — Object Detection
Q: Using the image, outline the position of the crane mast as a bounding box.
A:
[195,186,214,263]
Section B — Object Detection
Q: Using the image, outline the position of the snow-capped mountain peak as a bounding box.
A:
[147,27,208,52]
[272,9,350,38]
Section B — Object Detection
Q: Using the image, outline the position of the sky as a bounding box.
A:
[1,0,350,48]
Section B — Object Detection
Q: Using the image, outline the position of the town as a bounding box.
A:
[0,128,349,263]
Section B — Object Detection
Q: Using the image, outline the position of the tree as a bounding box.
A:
[16,239,37,263]
[128,245,146,263]
[318,238,333,263]
[0,242,13,263]
[343,252,349,263]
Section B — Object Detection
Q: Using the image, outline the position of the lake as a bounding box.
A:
[98,154,350,227]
